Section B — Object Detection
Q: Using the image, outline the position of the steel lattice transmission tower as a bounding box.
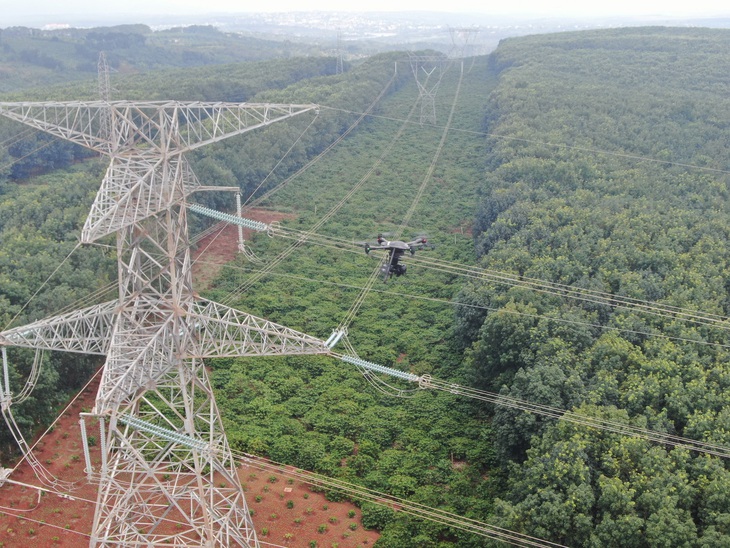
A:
[448,27,480,59]
[408,54,445,125]
[0,100,330,546]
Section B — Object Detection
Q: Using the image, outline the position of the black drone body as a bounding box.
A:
[363,234,430,281]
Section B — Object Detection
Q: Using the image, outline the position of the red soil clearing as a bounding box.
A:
[192,208,293,290]
[0,374,379,547]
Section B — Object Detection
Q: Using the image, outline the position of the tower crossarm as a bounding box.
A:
[0,101,318,156]
[189,299,329,358]
[0,300,116,355]
[172,102,318,153]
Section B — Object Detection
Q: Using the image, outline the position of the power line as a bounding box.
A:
[319,106,730,177]
[328,345,730,459]
[199,259,730,350]
[339,62,463,331]
[231,453,567,548]
[255,224,730,342]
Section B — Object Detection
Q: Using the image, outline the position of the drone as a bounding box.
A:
[362,234,431,281]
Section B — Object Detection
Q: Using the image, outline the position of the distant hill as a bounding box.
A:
[0,24,324,92]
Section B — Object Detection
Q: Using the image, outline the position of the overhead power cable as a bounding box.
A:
[318,106,730,177]
[198,258,730,350]
[220,212,730,342]
[232,452,567,548]
[328,348,730,460]
[244,71,399,210]
[338,62,464,331]
[218,85,422,307]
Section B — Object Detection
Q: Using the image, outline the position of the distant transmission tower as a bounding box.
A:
[448,27,480,59]
[0,100,329,546]
[409,54,444,125]
[97,52,113,144]
[335,30,344,74]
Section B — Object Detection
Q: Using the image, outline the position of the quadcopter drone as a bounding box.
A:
[363,234,431,281]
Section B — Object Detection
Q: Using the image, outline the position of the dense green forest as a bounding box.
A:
[463,27,730,546]
[2,24,730,547]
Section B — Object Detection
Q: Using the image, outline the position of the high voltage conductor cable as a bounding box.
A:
[0,475,199,537]
[190,209,730,345]
[207,73,406,306]
[274,228,730,334]
[398,59,462,235]
[272,227,730,332]
[415,253,729,320]
[241,110,320,208]
[3,443,559,548]
[218,91,422,307]
[0,133,59,173]
[8,366,103,479]
[187,109,322,281]
[232,453,566,548]
[339,64,463,331]
[1,241,81,332]
[244,71,399,210]
[3,401,557,547]
[327,350,730,459]
[408,254,730,332]
[0,505,92,540]
[176,73,399,297]
[319,106,730,177]
[0,126,36,147]
[197,259,730,350]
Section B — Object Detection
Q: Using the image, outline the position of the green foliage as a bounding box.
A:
[465,26,730,545]
[208,52,497,546]
[360,502,395,530]
[0,162,112,460]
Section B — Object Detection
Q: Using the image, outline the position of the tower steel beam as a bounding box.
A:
[0,99,321,547]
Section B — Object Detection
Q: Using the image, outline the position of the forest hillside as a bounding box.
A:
[460,27,730,547]
[0,24,324,92]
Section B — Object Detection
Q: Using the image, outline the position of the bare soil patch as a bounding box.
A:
[1,348,378,548]
[192,208,294,290]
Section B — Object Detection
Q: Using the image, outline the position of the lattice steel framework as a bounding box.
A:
[408,54,445,125]
[448,27,480,59]
[0,100,329,547]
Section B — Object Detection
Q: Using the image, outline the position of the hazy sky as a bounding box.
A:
[3,0,729,27]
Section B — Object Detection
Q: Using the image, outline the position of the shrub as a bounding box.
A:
[361,503,394,530]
